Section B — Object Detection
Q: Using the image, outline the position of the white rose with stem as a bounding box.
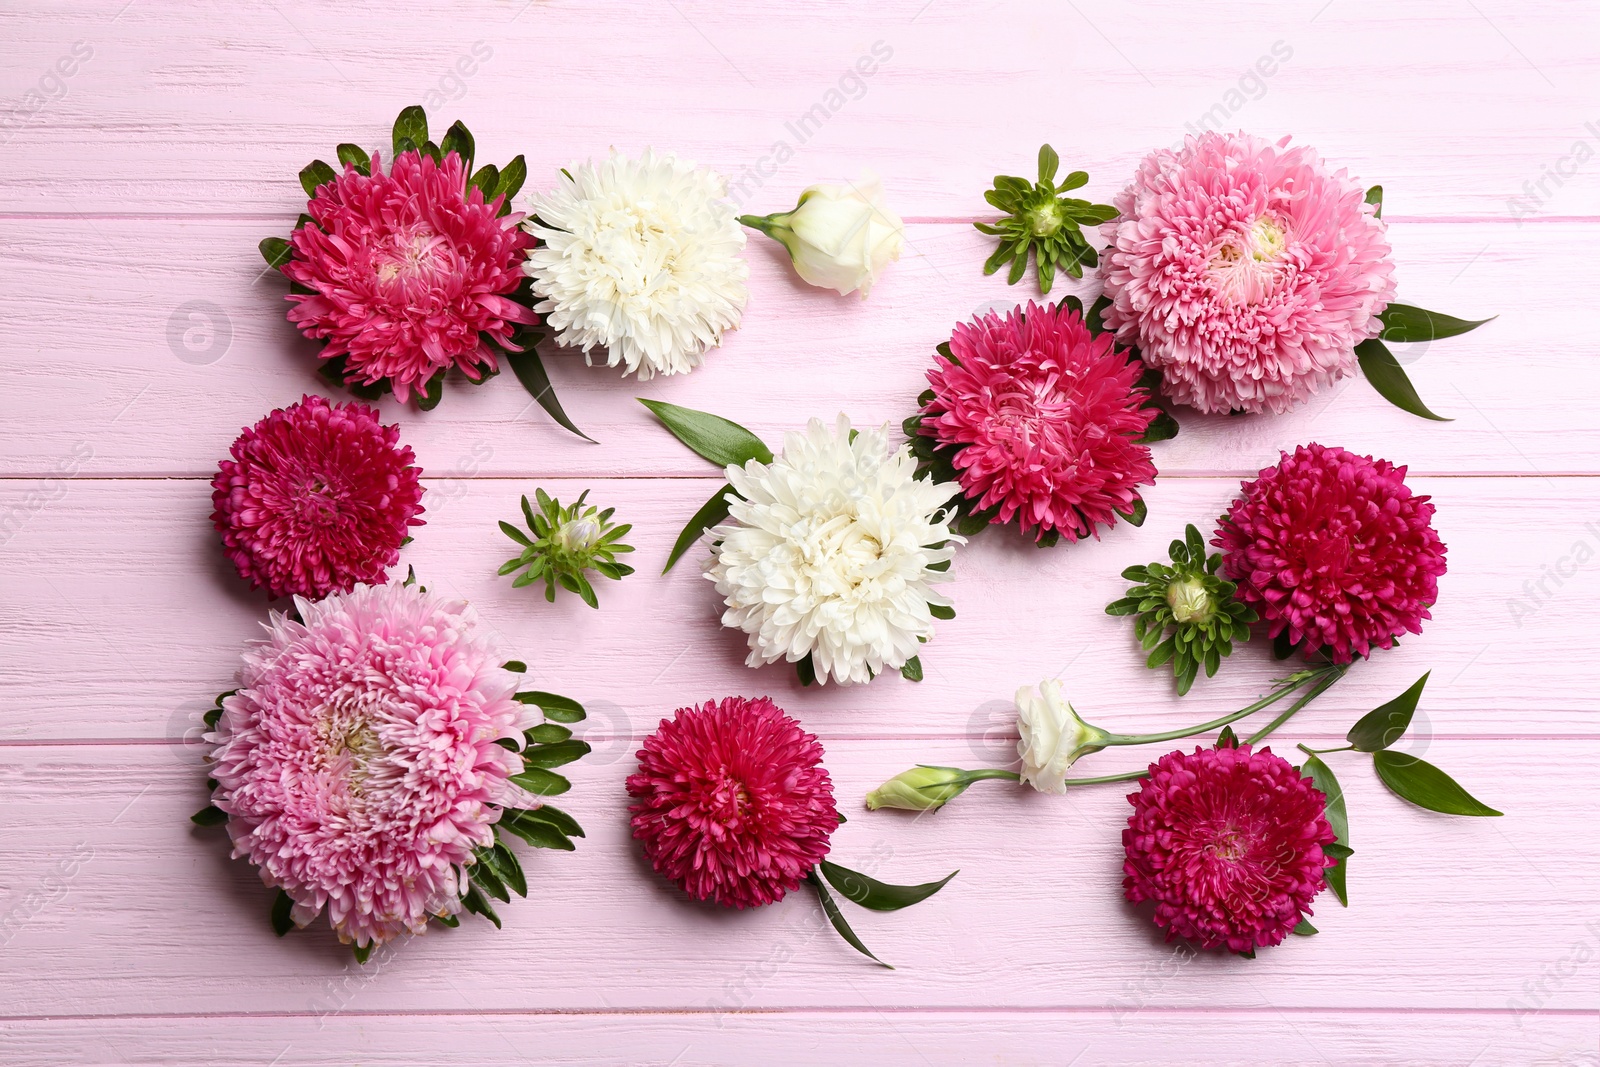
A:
[740,176,905,297]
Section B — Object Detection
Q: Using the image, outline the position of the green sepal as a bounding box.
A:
[299,160,337,197]
[191,805,228,827]
[1292,918,1318,936]
[352,941,374,964]
[503,660,527,673]
[818,859,956,912]
[270,889,295,936]
[439,120,474,171]
[416,371,446,412]
[899,656,924,682]
[498,808,577,850]
[796,654,817,687]
[520,738,592,769]
[258,236,293,271]
[508,767,572,796]
[392,105,428,159]
[515,691,585,723]
[460,881,501,928]
[336,143,370,175]
[1300,753,1350,906]
[1365,184,1383,219]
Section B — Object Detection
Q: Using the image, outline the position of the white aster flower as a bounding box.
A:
[522,149,749,379]
[706,416,962,686]
[1015,679,1111,793]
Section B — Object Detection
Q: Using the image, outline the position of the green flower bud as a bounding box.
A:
[864,766,968,812]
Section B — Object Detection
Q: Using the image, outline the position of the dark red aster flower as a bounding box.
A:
[919,300,1156,541]
[627,696,838,909]
[210,394,425,600]
[1123,741,1336,953]
[1214,442,1447,663]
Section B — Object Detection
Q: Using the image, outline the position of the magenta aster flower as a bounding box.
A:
[1099,132,1396,414]
[283,149,535,402]
[211,394,424,601]
[1215,443,1446,663]
[627,696,838,909]
[917,300,1157,541]
[1123,740,1336,953]
[207,582,534,949]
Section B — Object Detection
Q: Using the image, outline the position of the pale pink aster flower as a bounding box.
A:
[1099,132,1396,414]
[206,582,535,949]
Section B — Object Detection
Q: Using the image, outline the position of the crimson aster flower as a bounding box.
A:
[210,394,425,600]
[1214,442,1446,663]
[627,696,838,909]
[206,582,534,949]
[283,149,535,402]
[1123,740,1336,953]
[1099,132,1396,414]
[916,300,1157,542]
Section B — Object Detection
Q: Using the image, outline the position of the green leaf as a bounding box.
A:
[508,801,585,839]
[516,691,586,723]
[1147,637,1177,669]
[1117,496,1148,527]
[336,143,370,174]
[270,889,294,937]
[637,399,773,468]
[508,767,572,796]
[259,236,293,270]
[1106,596,1142,616]
[1036,144,1060,184]
[503,660,527,673]
[470,859,509,903]
[352,941,373,964]
[500,520,533,547]
[299,160,337,197]
[1292,918,1318,936]
[467,163,500,201]
[1301,753,1350,906]
[434,913,459,928]
[1355,338,1452,422]
[498,809,575,850]
[819,860,957,912]
[1365,184,1383,219]
[439,120,474,170]
[1372,751,1502,816]
[505,343,595,442]
[929,603,956,621]
[665,484,736,576]
[191,805,228,827]
[520,738,591,769]
[392,105,428,159]
[900,656,924,682]
[416,370,445,411]
[480,841,527,897]
[497,154,528,204]
[1059,170,1088,192]
[527,723,571,744]
[1379,303,1494,343]
[807,870,891,968]
[1347,671,1429,752]
[460,882,500,928]
[1138,410,1179,444]
[796,654,817,687]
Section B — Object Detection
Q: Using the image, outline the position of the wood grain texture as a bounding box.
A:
[3,477,1597,742]
[4,0,1599,1062]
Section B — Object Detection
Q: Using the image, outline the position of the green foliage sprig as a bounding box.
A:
[1106,524,1257,695]
[499,489,634,608]
[975,145,1118,294]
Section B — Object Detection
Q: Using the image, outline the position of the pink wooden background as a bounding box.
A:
[3,1,1598,1063]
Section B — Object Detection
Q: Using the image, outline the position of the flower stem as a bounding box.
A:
[1245,664,1349,746]
[1297,742,1354,756]
[1100,665,1342,748]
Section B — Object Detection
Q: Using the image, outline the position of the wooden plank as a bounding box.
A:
[2,476,1596,743]
[0,738,1587,1017]
[2,1,1597,218]
[1,1009,1595,1066]
[0,217,1586,478]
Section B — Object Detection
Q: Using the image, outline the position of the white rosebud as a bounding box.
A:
[1015,679,1110,794]
[740,176,904,298]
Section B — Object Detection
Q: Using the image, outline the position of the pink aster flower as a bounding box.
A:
[211,394,424,601]
[1099,132,1396,414]
[1123,740,1336,953]
[207,582,535,949]
[283,150,535,402]
[1215,443,1446,663]
[627,696,838,909]
[919,301,1157,541]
